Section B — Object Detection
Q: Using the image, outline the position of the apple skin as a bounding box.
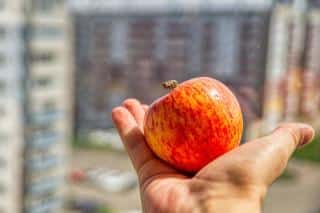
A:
[144,77,243,173]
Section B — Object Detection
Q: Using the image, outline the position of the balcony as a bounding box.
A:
[30,110,62,125]
[26,155,60,172]
[26,177,62,196]
[26,197,62,213]
[28,132,60,149]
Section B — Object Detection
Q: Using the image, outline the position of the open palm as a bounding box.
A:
[112,99,314,213]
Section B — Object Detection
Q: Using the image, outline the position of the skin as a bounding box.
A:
[112,99,315,213]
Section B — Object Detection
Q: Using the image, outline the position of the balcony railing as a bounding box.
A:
[30,110,62,125]
[26,155,60,172]
[26,197,62,213]
[28,132,60,149]
[26,177,62,196]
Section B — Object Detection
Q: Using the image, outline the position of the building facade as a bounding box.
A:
[302,0,320,120]
[263,0,320,133]
[263,1,294,132]
[0,0,72,212]
[70,0,273,138]
[0,0,24,212]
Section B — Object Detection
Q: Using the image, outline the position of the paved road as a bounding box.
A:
[69,148,141,212]
[264,160,320,213]
[69,148,320,213]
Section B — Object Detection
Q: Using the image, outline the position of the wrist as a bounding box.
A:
[191,181,265,213]
[203,193,262,213]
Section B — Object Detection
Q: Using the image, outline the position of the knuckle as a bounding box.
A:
[122,98,140,107]
[277,144,289,160]
[124,129,147,157]
[276,125,300,146]
[226,159,258,185]
[111,107,124,118]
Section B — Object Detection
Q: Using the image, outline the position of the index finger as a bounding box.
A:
[112,105,178,185]
[112,106,154,172]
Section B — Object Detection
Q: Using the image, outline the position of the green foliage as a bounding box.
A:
[72,134,125,154]
[293,134,320,162]
[96,206,113,213]
[73,135,110,150]
[73,134,95,147]
[277,169,296,181]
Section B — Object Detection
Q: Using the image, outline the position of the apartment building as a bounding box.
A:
[263,1,295,131]
[302,0,320,120]
[263,0,320,132]
[24,0,72,212]
[0,0,72,212]
[0,0,24,212]
[70,0,273,138]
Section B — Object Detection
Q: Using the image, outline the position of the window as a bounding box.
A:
[31,51,56,64]
[0,105,5,117]
[28,176,61,195]
[0,133,8,143]
[32,123,52,132]
[0,158,6,169]
[0,28,5,40]
[310,0,320,8]
[32,76,53,88]
[32,0,63,13]
[0,183,5,193]
[31,102,60,126]
[0,0,5,10]
[31,26,63,39]
[0,81,6,93]
[212,17,240,77]
[43,101,56,111]
[0,54,5,66]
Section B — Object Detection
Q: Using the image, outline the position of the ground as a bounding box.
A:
[68,148,320,213]
[68,148,141,212]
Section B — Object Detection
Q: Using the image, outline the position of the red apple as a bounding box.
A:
[144,77,243,173]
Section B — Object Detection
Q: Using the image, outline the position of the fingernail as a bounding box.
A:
[299,125,315,147]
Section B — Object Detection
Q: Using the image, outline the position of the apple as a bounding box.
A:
[144,77,243,173]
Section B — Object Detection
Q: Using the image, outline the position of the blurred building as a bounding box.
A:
[263,0,320,133]
[303,0,320,121]
[0,1,24,212]
[0,0,72,212]
[69,0,273,137]
[264,0,298,132]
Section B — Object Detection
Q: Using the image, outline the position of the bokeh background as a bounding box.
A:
[0,0,320,212]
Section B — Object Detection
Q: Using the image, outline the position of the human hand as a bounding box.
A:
[112,99,315,213]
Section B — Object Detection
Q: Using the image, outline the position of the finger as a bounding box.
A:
[112,106,154,171]
[271,122,315,149]
[122,99,145,130]
[256,123,314,184]
[142,104,149,113]
[197,123,314,186]
[244,123,314,184]
[112,107,177,183]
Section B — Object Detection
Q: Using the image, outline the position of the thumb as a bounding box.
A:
[268,122,315,154]
[252,122,315,185]
[197,123,315,187]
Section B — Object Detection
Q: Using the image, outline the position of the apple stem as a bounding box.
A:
[162,80,178,90]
